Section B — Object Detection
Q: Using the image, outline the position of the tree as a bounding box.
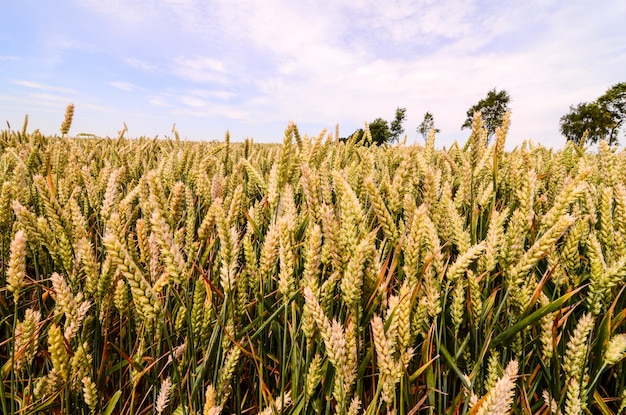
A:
[560,102,614,145]
[417,111,440,140]
[389,107,407,143]
[343,107,406,146]
[597,82,626,142]
[369,118,391,145]
[461,89,511,139]
[560,82,626,145]
[340,128,364,143]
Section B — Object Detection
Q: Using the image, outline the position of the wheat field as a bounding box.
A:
[2,110,626,414]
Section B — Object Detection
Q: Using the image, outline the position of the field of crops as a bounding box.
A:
[2,112,626,415]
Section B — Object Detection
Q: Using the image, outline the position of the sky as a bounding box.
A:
[0,0,624,148]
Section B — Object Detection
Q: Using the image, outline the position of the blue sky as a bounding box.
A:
[1,0,624,148]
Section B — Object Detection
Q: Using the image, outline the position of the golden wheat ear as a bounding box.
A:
[60,103,74,136]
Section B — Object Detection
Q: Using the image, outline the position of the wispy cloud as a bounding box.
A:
[39,33,91,68]
[148,95,173,108]
[124,55,233,85]
[170,56,231,84]
[3,0,625,145]
[179,95,207,108]
[184,88,236,101]
[0,91,109,115]
[13,80,77,95]
[78,0,159,22]
[109,81,141,92]
[30,93,78,105]
[147,88,239,112]
[125,57,160,73]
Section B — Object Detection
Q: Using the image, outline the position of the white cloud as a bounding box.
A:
[192,0,624,147]
[77,0,159,22]
[125,57,160,73]
[109,81,140,92]
[170,56,230,84]
[0,94,54,107]
[148,95,172,108]
[30,93,76,104]
[0,91,110,119]
[146,89,248,121]
[14,0,625,145]
[13,80,77,94]
[185,88,236,100]
[179,95,207,108]
[37,32,92,68]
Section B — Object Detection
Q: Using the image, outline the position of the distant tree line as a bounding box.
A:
[342,108,408,146]
[344,82,624,147]
[343,88,512,146]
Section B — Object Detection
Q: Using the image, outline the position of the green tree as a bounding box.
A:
[461,89,511,140]
[369,118,391,145]
[598,82,626,142]
[344,107,406,146]
[560,102,614,145]
[389,107,407,143]
[417,111,440,140]
[341,128,364,143]
[560,82,626,145]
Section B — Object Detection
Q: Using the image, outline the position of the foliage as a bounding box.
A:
[560,102,615,145]
[417,111,440,140]
[344,107,406,146]
[389,107,406,143]
[368,117,391,145]
[561,82,626,145]
[599,82,626,121]
[2,111,626,415]
[461,88,511,140]
[598,82,626,142]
